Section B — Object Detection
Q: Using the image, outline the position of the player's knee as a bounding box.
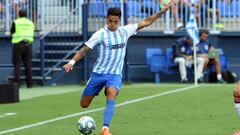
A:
[204,58,209,64]
[197,57,204,64]
[80,101,89,108]
[106,89,117,99]
[214,58,220,65]
[177,58,185,66]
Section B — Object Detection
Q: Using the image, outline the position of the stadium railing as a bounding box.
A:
[39,4,83,84]
[0,0,39,31]
[0,0,84,33]
[0,0,239,33]
[86,0,240,33]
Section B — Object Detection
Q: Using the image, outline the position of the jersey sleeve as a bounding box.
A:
[122,23,138,38]
[85,30,101,49]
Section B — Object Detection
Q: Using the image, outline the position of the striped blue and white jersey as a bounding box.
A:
[85,24,138,76]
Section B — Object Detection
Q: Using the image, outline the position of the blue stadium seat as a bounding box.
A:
[127,0,147,17]
[166,48,178,67]
[165,48,178,74]
[219,54,229,71]
[210,49,229,72]
[89,1,121,17]
[146,48,163,65]
[150,54,167,83]
[219,1,240,17]
[146,48,166,83]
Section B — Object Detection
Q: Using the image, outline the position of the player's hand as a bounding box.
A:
[185,56,193,61]
[63,63,73,72]
[235,81,240,94]
[161,0,175,13]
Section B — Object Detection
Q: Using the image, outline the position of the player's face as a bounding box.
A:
[107,15,120,31]
[200,33,208,41]
[185,38,192,46]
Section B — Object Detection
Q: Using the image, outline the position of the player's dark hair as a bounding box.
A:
[107,7,121,18]
[199,29,209,36]
[185,36,191,40]
[19,10,27,17]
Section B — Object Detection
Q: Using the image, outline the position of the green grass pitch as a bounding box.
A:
[0,84,240,135]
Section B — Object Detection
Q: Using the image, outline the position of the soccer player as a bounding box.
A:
[63,2,174,134]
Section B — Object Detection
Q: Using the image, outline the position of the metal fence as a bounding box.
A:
[39,5,83,84]
[0,0,84,32]
[0,0,239,33]
[0,0,39,31]
[86,0,240,33]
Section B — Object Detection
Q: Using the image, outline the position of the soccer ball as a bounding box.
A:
[77,116,96,135]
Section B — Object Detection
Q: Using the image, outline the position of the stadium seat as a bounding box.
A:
[150,54,167,83]
[165,48,178,74]
[146,48,166,83]
[127,0,147,17]
[166,48,178,68]
[219,1,240,17]
[146,48,163,65]
[220,54,229,71]
[89,1,121,17]
[210,49,229,72]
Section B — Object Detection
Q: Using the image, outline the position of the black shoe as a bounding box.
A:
[27,84,33,88]
[181,78,188,83]
[197,77,204,83]
[218,78,226,84]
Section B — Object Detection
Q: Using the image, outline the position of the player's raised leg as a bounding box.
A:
[80,73,105,108]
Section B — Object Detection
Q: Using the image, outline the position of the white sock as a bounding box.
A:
[217,74,222,80]
[102,126,109,129]
[236,107,240,118]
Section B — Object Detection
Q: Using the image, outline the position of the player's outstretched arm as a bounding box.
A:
[63,45,90,72]
[137,0,174,31]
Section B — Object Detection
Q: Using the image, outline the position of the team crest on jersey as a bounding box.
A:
[118,30,124,40]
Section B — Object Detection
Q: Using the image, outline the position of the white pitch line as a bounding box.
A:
[0,85,197,135]
[4,113,18,116]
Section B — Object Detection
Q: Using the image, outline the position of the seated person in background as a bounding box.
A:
[173,36,205,83]
[197,29,225,83]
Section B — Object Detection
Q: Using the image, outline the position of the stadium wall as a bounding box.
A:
[0,32,239,84]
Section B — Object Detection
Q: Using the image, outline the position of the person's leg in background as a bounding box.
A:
[12,44,22,86]
[211,58,225,83]
[173,0,183,28]
[174,57,187,82]
[181,4,190,27]
[202,56,209,69]
[22,43,33,88]
[196,57,205,82]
